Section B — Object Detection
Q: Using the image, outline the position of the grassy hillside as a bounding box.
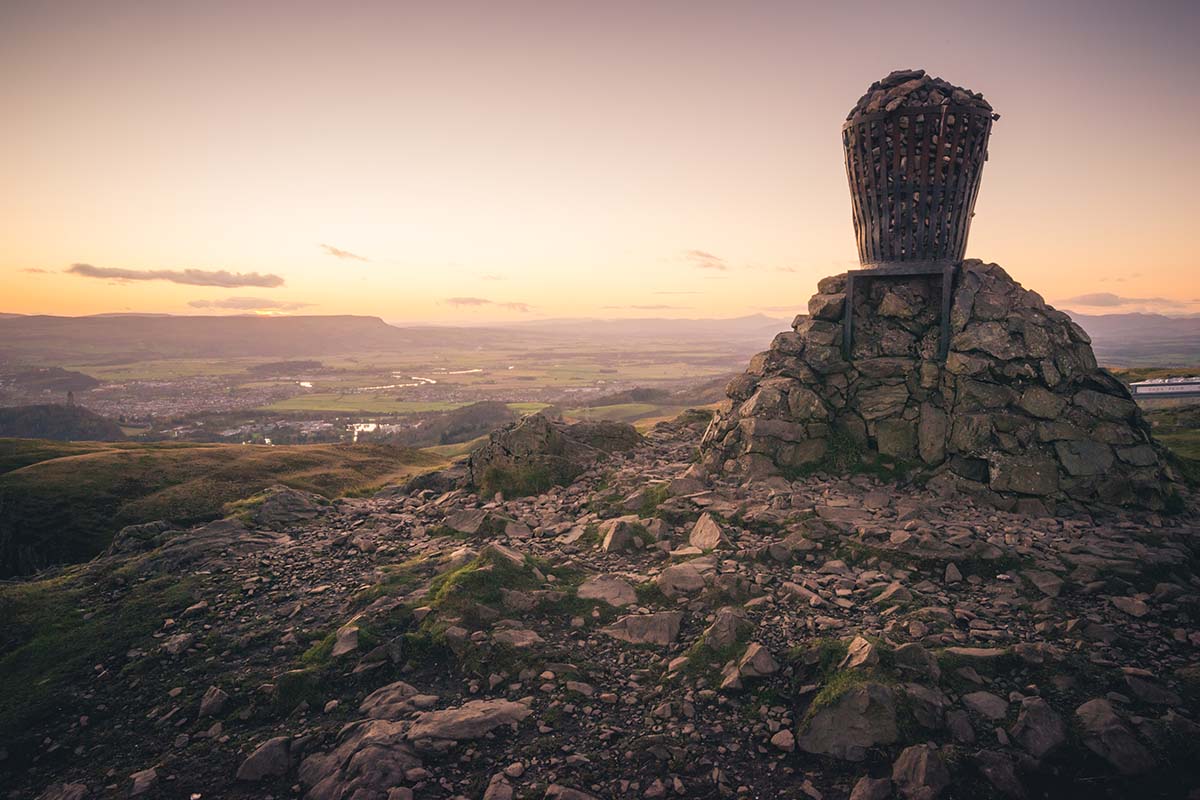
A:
[0,439,443,577]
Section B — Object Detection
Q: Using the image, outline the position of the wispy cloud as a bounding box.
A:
[319,243,368,262]
[480,273,505,281]
[67,263,284,288]
[681,249,728,271]
[20,267,50,274]
[188,296,313,311]
[1060,292,1185,309]
[445,296,533,312]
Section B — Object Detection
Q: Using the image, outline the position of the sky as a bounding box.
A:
[2,0,1198,323]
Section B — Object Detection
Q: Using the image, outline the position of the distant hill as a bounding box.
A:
[1,310,1195,367]
[0,366,100,393]
[0,314,502,363]
[1067,312,1200,366]
[0,440,443,577]
[0,404,125,441]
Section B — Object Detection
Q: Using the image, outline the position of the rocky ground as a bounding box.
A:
[8,414,1200,800]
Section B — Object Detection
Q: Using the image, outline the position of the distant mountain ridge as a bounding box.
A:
[1066,312,1200,366]
[0,310,1194,366]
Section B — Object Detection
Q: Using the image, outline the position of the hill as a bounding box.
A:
[0,404,126,441]
[0,314,505,363]
[0,439,443,577]
[1067,312,1200,366]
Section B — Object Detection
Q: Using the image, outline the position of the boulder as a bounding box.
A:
[689,513,725,550]
[405,698,532,750]
[1010,696,1066,760]
[891,744,950,800]
[300,720,422,799]
[796,683,898,761]
[602,612,683,646]
[466,413,640,497]
[236,736,291,782]
[252,485,324,528]
[576,575,637,607]
[1074,699,1155,775]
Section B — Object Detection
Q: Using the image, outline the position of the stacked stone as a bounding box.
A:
[699,260,1178,510]
[846,68,997,123]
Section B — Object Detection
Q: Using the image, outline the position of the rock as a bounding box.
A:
[484,773,514,800]
[962,691,1008,721]
[359,680,428,719]
[406,698,533,744]
[1111,596,1150,618]
[770,729,795,751]
[988,454,1059,496]
[689,513,725,550]
[545,786,600,800]
[849,776,892,800]
[809,292,846,320]
[198,685,228,718]
[466,413,641,497]
[253,485,323,528]
[796,683,898,761]
[602,612,683,646]
[874,582,912,605]
[1022,570,1063,598]
[656,563,706,597]
[1074,699,1155,775]
[891,744,950,800]
[1054,441,1114,477]
[893,643,940,681]
[129,768,157,797]
[702,606,751,649]
[492,628,544,648]
[599,515,642,552]
[36,784,89,800]
[973,750,1026,799]
[1010,696,1066,760]
[841,636,880,670]
[577,575,636,607]
[161,632,196,656]
[330,624,359,658]
[236,736,291,781]
[300,720,422,799]
[737,642,779,678]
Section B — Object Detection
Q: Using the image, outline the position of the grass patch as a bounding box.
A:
[638,482,671,517]
[0,440,443,577]
[0,567,199,746]
[478,463,564,499]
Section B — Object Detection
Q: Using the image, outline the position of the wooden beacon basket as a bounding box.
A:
[841,102,995,358]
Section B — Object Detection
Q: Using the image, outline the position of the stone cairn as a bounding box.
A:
[699,71,1179,510]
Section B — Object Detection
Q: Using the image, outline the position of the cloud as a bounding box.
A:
[319,243,368,262]
[20,267,50,274]
[444,297,533,312]
[480,273,505,281]
[1060,292,1184,308]
[67,263,284,288]
[188,296,313,311]
[681,249,728,271]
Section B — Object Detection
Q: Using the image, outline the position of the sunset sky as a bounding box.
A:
[2,0,1198,322]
